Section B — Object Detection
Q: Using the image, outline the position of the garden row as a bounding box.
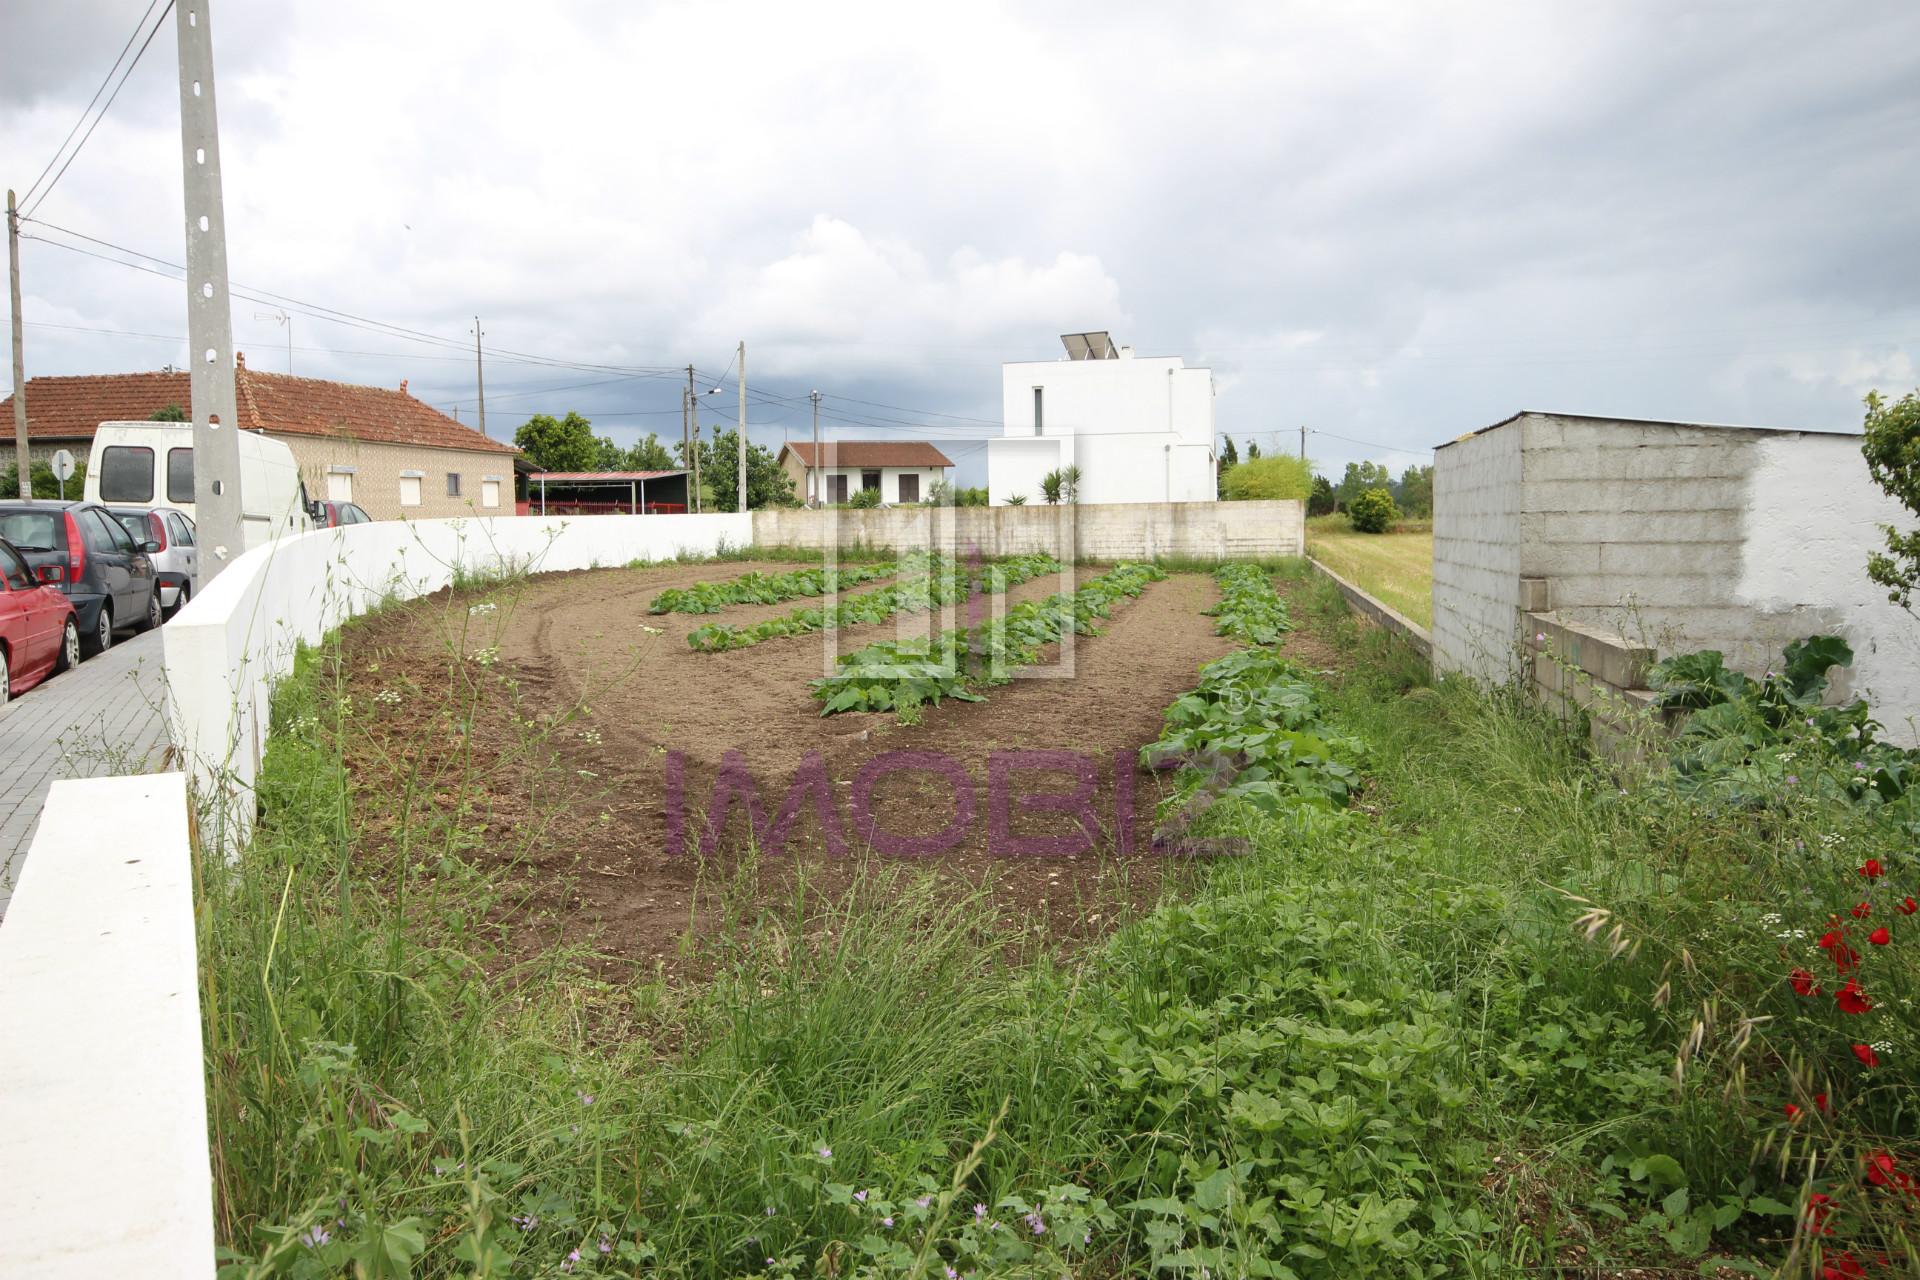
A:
[810,562,1166,715]
[685,553,1061,653]
[648,560,895,615]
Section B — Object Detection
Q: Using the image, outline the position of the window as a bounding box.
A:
[79,507,119,554]
[101,510,137,554]
[0,544,30,591]
[896,472,919,503]
[169,513,195,546]
[860,470,881,493]
[446,473,462,498]
[343,504,371,525]
[111,511,149,545]
[167,447,194,503]
[481,479,501,509]
[326,471,353,501]
[1033,387,1044,436]
[0,512,59,552]
[398,474,422,507]
[829,474,849,503]
[99,445,155,502]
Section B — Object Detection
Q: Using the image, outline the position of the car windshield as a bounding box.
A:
[0,510,59,552]
[110,511,148,543]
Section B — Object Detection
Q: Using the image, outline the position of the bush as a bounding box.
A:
[1347,486,1397,533]
[846,487,882,509]
[1221,454,1314,501]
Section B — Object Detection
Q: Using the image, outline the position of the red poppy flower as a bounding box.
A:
[1815,1092,1831,1112]
[1807,1192,1835,1236]
[1851,902,1872,919]
[1836,980,1873,1014]
[1866,1152,1897,1187]
[1821,1250,1864,1279]
[1785,1102,1803,1120]
[1869,926,1891,946]
[1860,859,1885,880]
[1820,931,1861,971]
[1852,1043,1880,1068]
[1901,897,1918,916]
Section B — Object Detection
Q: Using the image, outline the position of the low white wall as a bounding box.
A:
[754,499,1304,561]
[163,513,752,843]
[0,773,212,1279]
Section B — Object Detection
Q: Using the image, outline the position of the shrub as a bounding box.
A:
[846,487,882,509]
[1221,454,1314,501]
[1040,471,1064,505]
[1004,494,1028,506]
[1346,486,1397,533]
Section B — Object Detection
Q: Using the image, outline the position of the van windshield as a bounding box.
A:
[100,445,156,502]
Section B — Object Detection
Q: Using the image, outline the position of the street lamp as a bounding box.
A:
[254,309,292,373]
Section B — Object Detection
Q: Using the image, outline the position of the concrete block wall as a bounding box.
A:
[1432,422,1523,683]
[1524,611,1673,760]
[752,499,1304,562]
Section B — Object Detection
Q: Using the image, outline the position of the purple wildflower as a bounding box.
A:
[817,1146,832,1159]
[916,1195,932,1209]
[1025,1208,1046,1235]
[946,1268,959,1280]
[882,1216,894,1228]
[300,1225,331,1249]
[598,1236,613,1254]
[512,1213,539,1232]
[854,1189,867,1203]
[973,1202,987,1220]
[578,1091,595,1106]
[1786,775,1799,785]
[765,1205,777,1216]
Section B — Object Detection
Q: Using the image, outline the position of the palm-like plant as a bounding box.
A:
[1060,464,1081,503]
[1040,470,1064,505]
[1005,494,1028,506]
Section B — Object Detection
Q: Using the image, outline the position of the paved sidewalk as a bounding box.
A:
[0,628,171,920]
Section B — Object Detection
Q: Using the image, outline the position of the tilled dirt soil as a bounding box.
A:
[330,560,1346,970]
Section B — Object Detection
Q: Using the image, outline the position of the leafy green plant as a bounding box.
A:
[649,562,895,615]
[1204,563,1292,644]
[846,487,883,510]
[1004,494,1028,506]
[811,563,1166,714]
[1221,453,1314,501]
[1040,471,1064,505]
[1346,486,1397,533]
[1861,388,1920,611]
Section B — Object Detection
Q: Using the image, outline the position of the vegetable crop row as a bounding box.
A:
[686,552,1061,652]
[647,560,896,615]
[811,562,1167,715]
[1204,562,1292,645]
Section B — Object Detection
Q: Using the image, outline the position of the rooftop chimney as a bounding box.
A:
[235,350,246,369]
[399,379,409,394]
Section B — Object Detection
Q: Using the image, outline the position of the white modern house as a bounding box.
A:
[776,441,954,506]
[987,332,1217,505]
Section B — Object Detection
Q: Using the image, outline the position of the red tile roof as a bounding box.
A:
[779,441,955,468]
[0,359,518,455]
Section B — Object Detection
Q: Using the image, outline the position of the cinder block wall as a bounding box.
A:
[1432,423,1523,682]
[751,500,1304,561]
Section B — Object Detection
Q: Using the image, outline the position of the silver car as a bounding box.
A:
[106,507,199,616]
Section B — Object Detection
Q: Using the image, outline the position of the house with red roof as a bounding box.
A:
[776,440,954,506]
[0,353,520,519]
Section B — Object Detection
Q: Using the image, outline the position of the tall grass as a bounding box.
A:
[199,579,1916,1278]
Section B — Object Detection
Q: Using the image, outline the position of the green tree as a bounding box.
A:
[1347,486,1398,533]
[1307,475,1337,516]
[513,412,600,472]
[0,458,88,500]
[702,427,797,510]
[150,404,187,422]
[626,433,677,471]
[1221,454,1314,501]
[1394,464,1434,518]
[1862,388,1920,612]
[1336,460,1393,509]
[1217,437,1240,498]
[1246,440,1262,460]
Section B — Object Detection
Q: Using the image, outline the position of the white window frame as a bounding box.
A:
[481,476,502,509]
[398,470,424,508]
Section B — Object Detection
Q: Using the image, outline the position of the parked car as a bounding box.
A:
[85,420,314,551]
[105,506,199,616]
[312,500,374,528]
[0,500,162,654]
[0,536,79,704]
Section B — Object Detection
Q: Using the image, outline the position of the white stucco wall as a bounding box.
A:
[163,512,752,845]
[1738,435,1920,744]
[990,351,1215,505]
[812,465,947,505]
[1432,422,1524,682]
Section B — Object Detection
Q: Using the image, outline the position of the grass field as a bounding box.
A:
[1306,513,1434,627]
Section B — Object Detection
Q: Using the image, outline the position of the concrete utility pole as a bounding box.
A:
[7,189,28,499]
[736,340,747,514]
[809,389,822,507]
[473,316,487,438]
[686,364,700,514]
[1300,424,1307,460]
[177,1,245,583]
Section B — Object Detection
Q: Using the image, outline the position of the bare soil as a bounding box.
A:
[329,559,1351,971]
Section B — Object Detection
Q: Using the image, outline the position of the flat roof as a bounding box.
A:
[1435,409,1864,450]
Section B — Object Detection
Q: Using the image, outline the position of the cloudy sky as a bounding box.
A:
[4,1,1918,485]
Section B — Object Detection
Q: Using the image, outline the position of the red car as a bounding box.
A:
[0,536,80,705]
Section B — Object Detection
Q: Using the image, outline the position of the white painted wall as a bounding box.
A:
[1739,435,1920,744]
[988,351,1215,505]
[0,773,213,1280]
[163,512,752,844]
[813,465,948,505]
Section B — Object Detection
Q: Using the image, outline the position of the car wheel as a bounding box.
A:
[0,647,10,706]
[141,588,163,632]
[55,617,80,673]
[168,580,191,618]
[88,603,114,655]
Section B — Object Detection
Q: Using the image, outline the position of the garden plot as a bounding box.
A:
[328,558,1306,964]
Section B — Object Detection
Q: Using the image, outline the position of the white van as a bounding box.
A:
[86,422,314,551]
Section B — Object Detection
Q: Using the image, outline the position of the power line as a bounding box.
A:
[22,1,175,219]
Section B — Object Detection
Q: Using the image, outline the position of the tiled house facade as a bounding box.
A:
[1,354,519,520]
